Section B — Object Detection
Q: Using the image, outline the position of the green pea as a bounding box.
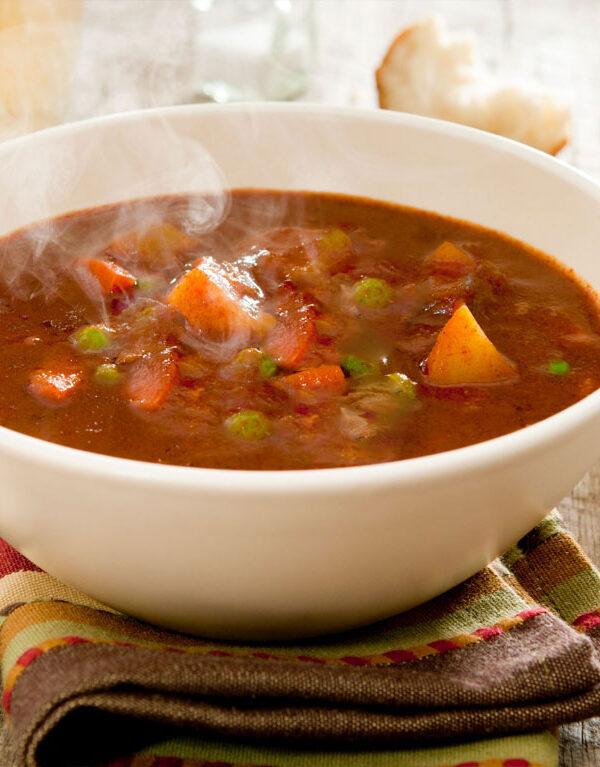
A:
[74,325,109,352]
[548,359,571,375]
[353,278,393,309]
[317,227,351,254]
[258,354,277,378]
[341,354,380,378]
[386,372,418,399]
[225,410,270,441]
[94,363,123,385]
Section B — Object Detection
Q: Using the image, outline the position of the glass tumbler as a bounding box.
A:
[190,0,315,103]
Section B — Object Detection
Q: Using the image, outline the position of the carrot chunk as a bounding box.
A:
[426,303,517,385]
[279,365,347,395]
[263,312,316,369]
[85,259,137,294]
[29,367,83,404]
[167,264,272,337]
[126,349,178,412]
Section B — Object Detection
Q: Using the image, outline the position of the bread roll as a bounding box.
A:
[376,16,569,155]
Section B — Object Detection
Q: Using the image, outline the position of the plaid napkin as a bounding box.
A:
[1,513,600,767]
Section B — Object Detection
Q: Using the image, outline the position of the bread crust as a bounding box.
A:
[548,137,568,157]
[375,26,416,109]
[375,18,569,156]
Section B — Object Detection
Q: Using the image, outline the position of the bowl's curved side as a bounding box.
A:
[0,104,599,638]
[0,396,597,640]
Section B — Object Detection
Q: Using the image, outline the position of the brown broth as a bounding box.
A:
[0,190,599,470]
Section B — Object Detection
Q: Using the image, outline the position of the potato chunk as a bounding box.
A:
[108,223,197,266]
[429,241,476,269]
[426,303,517,385]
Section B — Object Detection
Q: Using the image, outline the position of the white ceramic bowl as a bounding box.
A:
[0,104,599,640]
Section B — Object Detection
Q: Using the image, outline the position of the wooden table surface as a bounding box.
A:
[3,1,600,764]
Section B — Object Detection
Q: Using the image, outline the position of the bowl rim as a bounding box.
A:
[1,101,600,494]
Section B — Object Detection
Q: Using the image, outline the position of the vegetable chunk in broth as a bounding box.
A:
[0,190,599,470]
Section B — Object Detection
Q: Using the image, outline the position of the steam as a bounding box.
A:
[0,0,81,141]
[0,116,231,304]
[0,3,319,364]
[0,0,237,308]
[0,113,302,364]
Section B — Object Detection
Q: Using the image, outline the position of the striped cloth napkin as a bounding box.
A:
[1,513,600,767]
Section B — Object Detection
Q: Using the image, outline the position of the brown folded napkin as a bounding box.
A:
[1,513,599,767]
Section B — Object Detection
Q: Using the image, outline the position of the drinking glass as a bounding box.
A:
[191,0,315,103]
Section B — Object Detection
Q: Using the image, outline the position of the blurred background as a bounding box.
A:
[0,0,598,173]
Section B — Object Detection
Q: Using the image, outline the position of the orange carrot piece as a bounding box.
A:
[263,313,316,369]
[167,264,272,337]
[86,259,137,293]
[29,367,83,404]
[279,365,347,395]
[125,349,179,412]
[426,303,517,385]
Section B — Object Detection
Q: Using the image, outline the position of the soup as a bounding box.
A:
[0,190,599,470]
